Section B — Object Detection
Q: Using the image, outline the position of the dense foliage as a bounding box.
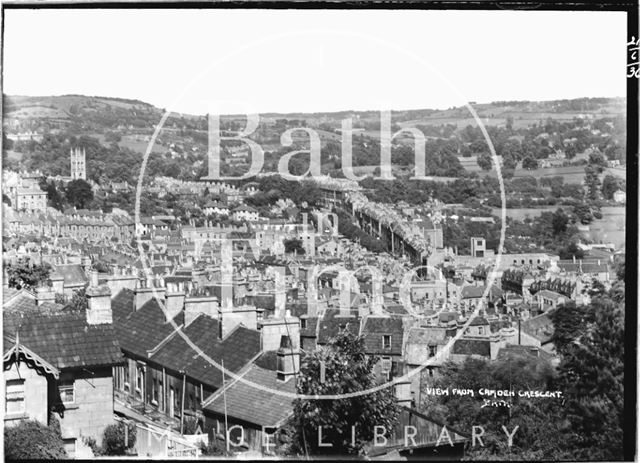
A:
[288,329,400,456]
[101,421,137,456]
[6,260,52,291]
[4,419,67,459]
[420,290,625,460]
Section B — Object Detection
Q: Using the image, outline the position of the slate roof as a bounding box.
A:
[3,290,36,311]
[461,285,486,299]
[361,316,404,355]
[404,327,448,365]
[3,309,123,369]
[52,264,88,287]
[112,292,184,359]
[489,320,512,333]
[203,363,295,427]
[3,287,21,305]
[182,325,261,389]
[469,316,489,327]
[316,309,360,345]
[497,344,555,363]
[452,339,491,357]
[556,261,609,274]
[535,289,565,301]
[521,312,555,344]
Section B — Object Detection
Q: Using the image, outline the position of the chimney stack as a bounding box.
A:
[276,335,300,381]
[164,281,186,322]
[35,284,55,306]
[86,269,112,324]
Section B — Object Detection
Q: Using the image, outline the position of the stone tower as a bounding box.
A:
[70,147,86,180]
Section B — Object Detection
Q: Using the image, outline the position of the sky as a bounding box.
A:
[3,9,627,115]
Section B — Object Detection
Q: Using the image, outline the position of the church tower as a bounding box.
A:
[70,147,86,180]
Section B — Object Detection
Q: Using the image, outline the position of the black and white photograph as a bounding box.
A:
[1,3,637,461]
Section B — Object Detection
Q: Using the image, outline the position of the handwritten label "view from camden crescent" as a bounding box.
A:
[424,387,563,399]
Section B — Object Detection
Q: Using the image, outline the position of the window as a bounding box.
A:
[5,379,25,414]
[123,363,130,391]
[152,379,158,404]
[381,357,392,373]
[59,380,75,404]
[389,361,398,381]
[136,365,145,400]
[428,346,437,358]
[63,438,76,458]
[478,326,485,335]
[158,380,164,411]
[382,335,391,350]
[300,319,307,330]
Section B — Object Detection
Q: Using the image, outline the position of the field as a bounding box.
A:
[490,207,559,220]
[583,206,626,249]
[489,206,626,249]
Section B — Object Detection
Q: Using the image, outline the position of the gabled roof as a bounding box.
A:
[361,316,404,355]
[4,333,60,378]
[404,327,448,365]
[316,309,360,345]
[112,292,184,359]
[3,309,123,369]
[469,316,489,327]
[535,289,565,301]
[3,288,35,310]
[461,285,486,299]
[52,264,88,287]
[521,312,555,344]
[182,324,261,389]
[452,339,491,357]
[203,363,295,428]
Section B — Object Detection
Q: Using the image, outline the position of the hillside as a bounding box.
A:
[2,94,627,184]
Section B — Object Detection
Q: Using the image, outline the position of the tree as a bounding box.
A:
[40,180,65,211]
[522,157,538,170]
[573,202,594,225]
[476,153,492,171]
[289,329,399,456]
[6,261,52,291]
[558,242,585,260]
[65,179,94,209]
[502,155,517,170]
[584,166,601,201]
[588,150,607,173]
[549,302,594,352]
[554,295,624,460]
[284,238,305,255]
[104,131,122,143]
[420,356,568,460]
[4,419,67,459]
[601,175,623,200]
[102,422,137,456]
[564,144,577,159]
[551,208,570,236]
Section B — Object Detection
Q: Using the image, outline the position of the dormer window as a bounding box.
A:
[382,335,391,350]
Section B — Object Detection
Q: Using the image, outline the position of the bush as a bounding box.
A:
[4,419,67,459]
[102,421,136,456]
[82,436,103,456]
[199,436,227,456]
